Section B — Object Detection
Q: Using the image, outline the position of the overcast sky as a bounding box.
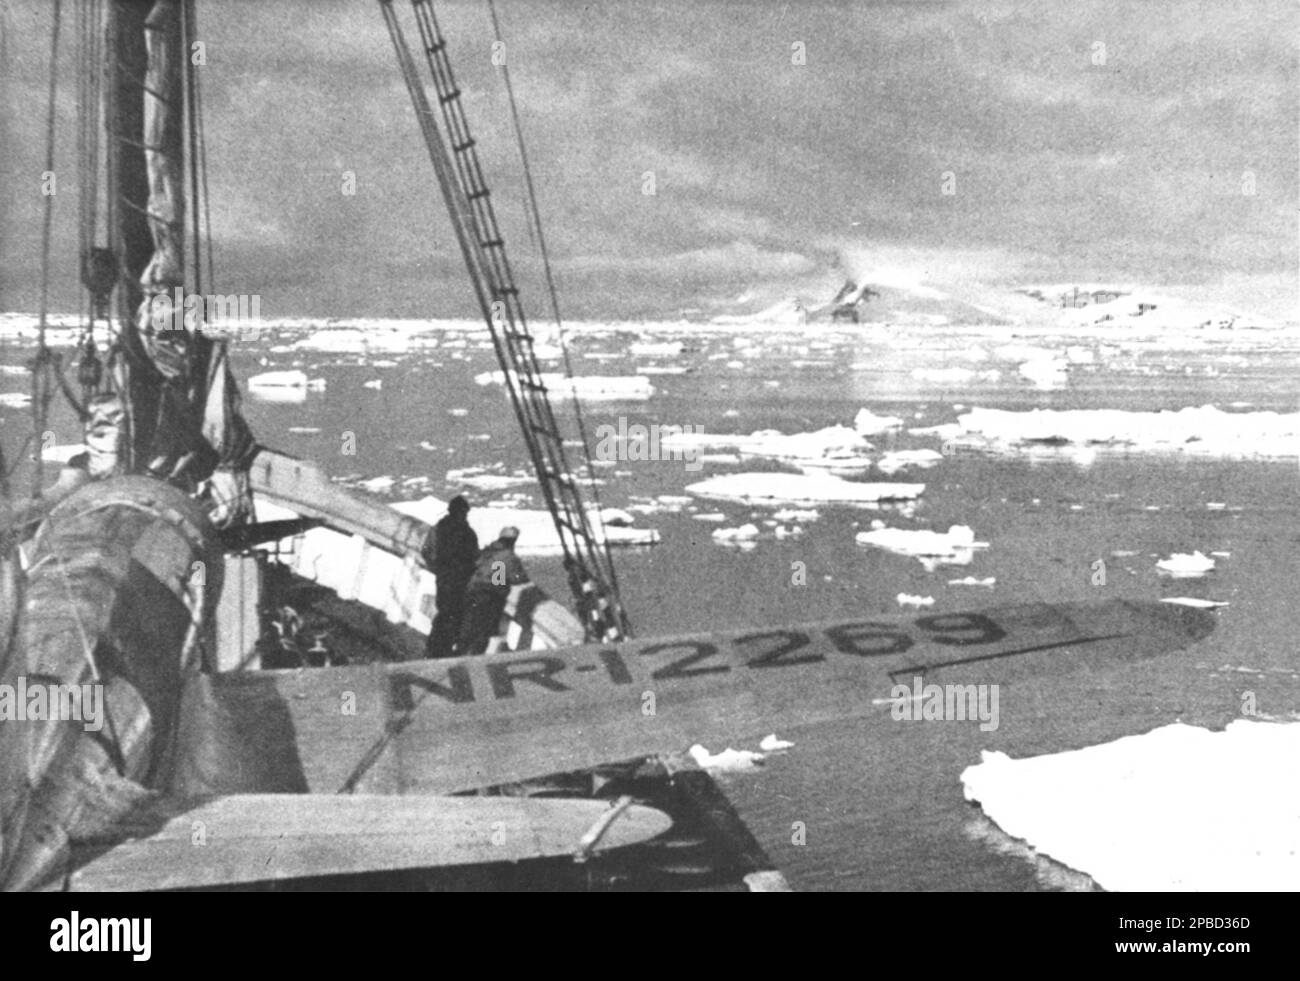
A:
[2,0,1296,320]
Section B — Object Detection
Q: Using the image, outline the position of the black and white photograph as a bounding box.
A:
[0,0,1295,924]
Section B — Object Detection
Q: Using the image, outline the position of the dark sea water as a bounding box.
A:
[3,319,1297,889]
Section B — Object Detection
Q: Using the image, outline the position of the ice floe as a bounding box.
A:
[688,744,765,772]
[445,466,536,491]
[856,524,987,569]
[1156,551,1215,576]
[1159,597,1229,609]
[876,449,944,475]
[629,340,684,357]
[948,576,996,587]
[247,369,325,400]
[963,814,1097,892]
[712,523,760,543]
[686,473,924,507]
[660,424,874,476]
[1017,356,1069,389]
[758,734,795,751]
[961,721,1300,890]
[949,405,1300,460]
[773,507,820,522]
[474,371,653,401]
[911,367,1001,385]
[289,324,437,354]
[853,408,905,434]
[353,476,396,495]
[896,593,936,608]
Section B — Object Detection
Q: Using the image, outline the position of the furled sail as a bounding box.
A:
[100,0,255,526]
[137,0,185,312]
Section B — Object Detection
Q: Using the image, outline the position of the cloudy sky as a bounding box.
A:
[2,0,1296,320]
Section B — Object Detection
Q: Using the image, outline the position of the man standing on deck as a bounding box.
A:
[458,526,530,656]
[422,496,479,658]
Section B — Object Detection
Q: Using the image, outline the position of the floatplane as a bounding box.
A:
[0,0,1217,892]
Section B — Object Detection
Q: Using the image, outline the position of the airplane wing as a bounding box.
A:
[177,599,1215,798]
[67,794,671,891]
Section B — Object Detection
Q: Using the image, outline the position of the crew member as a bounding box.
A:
[422,495,479,658]
[458,525,529,656]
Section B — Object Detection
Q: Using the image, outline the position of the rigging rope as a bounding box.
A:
[386,0,632,639]
[75,0,107,405]
[31,0,63,497]
[181,0,205,303]
[484,0,626,617]
[192,0,215,298]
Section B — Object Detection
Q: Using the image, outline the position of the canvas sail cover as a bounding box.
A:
[108,0,255,525]
[137,0,184,304]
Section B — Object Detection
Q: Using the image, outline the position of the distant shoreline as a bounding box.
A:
[2,312,1296,340]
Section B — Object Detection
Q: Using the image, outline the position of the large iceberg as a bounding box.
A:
[961,721,1300,891]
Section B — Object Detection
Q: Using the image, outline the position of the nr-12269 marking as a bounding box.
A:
[394,613,1010,704]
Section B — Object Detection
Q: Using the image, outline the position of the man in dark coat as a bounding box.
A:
[422,496,479,658]
[458,526,530,656]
